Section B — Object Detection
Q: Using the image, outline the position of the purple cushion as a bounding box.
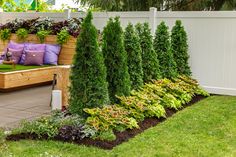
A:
[44,44,61,65]
[2,41,25,57]
[8,41,25,50]
[20,43,46,64]
[8,48,23,64]
[24,50,45,66]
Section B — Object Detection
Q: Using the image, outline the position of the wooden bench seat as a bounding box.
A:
[0,34,75,90]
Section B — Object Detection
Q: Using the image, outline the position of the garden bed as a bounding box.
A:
[6,95,206,150]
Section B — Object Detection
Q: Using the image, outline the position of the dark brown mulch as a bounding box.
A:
[6,95,206,150]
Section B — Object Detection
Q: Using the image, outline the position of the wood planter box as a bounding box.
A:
[0,34,76,90]
[0,67,57,90]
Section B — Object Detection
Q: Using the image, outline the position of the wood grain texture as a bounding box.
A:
[0,67,57,89]
[55,66,70,107]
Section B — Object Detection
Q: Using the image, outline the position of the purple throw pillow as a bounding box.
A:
[24,50,45,66]
[8,41,25,50]
[8,48,23,64]
[2,41,25,57]
[20,43,46,64]
[44,44,61,65]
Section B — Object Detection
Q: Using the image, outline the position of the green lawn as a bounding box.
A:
[1,96,236,157]
[0,64,52,72]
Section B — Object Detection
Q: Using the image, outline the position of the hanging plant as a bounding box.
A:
[16,28,29,41]
[0,28,11,41]
[57,29,70,45]
[36,30,51,43]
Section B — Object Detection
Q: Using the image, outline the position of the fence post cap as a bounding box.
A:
[150,7,157,11]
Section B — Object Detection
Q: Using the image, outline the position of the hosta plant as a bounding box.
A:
[84,105,139,132]
[118,94,166,120]
[177,75,210,97]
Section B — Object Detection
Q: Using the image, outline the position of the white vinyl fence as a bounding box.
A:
[1,8,236,95]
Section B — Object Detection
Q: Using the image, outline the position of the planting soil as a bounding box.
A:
[6,95,206,150]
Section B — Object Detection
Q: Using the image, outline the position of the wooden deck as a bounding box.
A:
[0,85,51,128]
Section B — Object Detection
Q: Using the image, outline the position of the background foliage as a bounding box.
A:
[74,0,236,11]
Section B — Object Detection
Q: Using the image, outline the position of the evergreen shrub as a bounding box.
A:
[124,23,143,90]
[171,20,192,76]
[135,22,161,82]
[69,11,110,116]
[154,21,177,78]
[102,17,131,102]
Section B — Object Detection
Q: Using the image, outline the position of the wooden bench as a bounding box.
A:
[0,34,76,90]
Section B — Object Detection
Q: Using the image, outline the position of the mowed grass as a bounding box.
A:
[1,96,236,157]
[0,64,52,72]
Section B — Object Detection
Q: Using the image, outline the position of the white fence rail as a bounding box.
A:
[1,8,236,95]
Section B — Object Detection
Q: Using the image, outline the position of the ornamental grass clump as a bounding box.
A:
[124,23,143,90]
[102,17,131,102]
[69,11,110,117]
[135,23,161,82]
[171,20,192,76]
[154,21,177,78]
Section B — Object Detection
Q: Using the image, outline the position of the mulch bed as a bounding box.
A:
[6,95,206,150]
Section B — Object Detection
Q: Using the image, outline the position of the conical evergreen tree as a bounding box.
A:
[135,22,161,82]
[124,23,143,90]
[171,20,191,76]
[69,11,110,117]
[102,17,131,102]
[154,21,177,78]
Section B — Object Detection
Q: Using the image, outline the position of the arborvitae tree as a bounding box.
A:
[171,20,191,76]
[69,11,110,116]
[154,21,177,78]
[135,22,161,82]
[102,17,131,102]
[124,23,143,90]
